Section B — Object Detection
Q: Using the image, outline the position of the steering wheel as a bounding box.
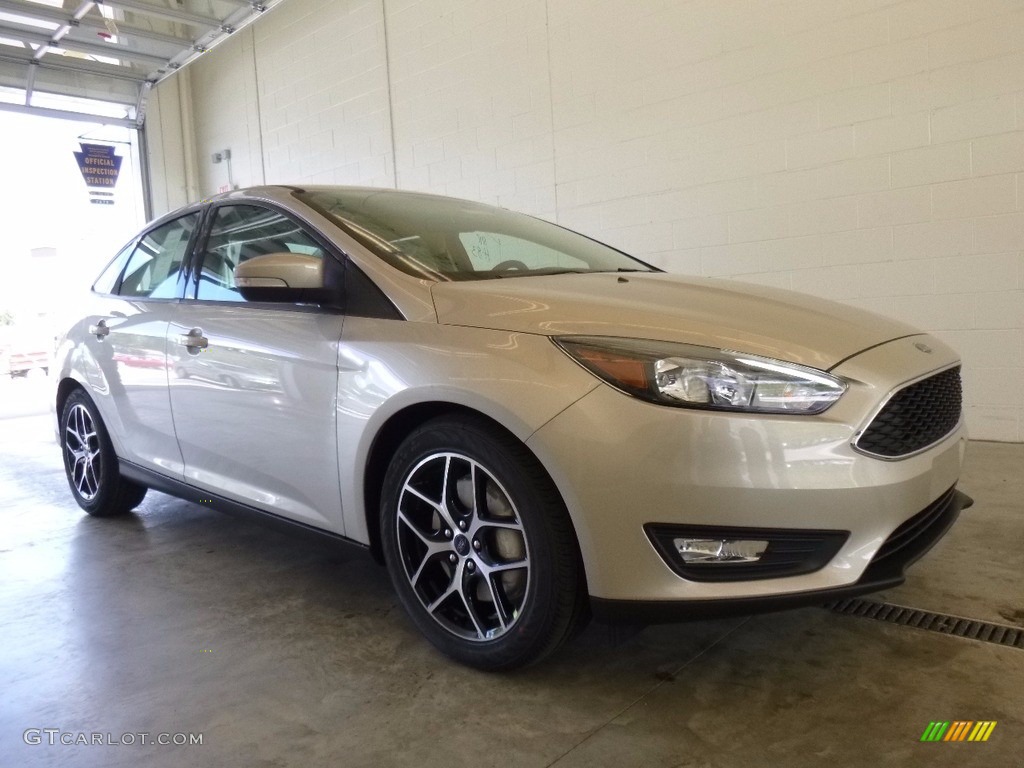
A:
[490,259,529,272]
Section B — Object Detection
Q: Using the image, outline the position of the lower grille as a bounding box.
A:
[873,486,957,566]
[855,366,962,458]
[863,486,965,581]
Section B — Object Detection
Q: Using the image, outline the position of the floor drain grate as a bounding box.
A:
[824,598,1024,650]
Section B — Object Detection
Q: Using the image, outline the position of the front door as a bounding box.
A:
[166,204,345,531]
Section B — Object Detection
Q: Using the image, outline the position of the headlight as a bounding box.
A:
[554,336,846,414]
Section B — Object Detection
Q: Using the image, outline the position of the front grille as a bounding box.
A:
[855,366,961,458]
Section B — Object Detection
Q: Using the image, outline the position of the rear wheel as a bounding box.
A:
[60,389,147,516]
[381,416,585,670]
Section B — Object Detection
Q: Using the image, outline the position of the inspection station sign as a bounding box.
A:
[73,143,122,194]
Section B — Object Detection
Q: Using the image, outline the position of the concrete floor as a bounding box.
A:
[1,373,1021,768]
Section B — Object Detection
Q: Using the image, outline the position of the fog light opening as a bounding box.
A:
[673,538,769,564]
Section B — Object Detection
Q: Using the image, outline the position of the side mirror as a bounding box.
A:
[233,253,333,304]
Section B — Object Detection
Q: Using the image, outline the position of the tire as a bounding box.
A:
[380,415,585,671]
[60,388,148,516]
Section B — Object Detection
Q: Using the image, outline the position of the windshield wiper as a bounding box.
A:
[490,268,589,278]
[489,267,653,279]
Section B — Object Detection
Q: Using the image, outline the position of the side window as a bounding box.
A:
[92,241,135,295]
[118,214,199,298]
[458,231,587,271]
[195,205,325,302]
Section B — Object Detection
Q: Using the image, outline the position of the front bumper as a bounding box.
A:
[590,488,972,623]
[525,334,968,606]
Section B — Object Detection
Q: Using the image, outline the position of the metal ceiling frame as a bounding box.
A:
[0,45,147,81]
[0,0,284,127]
[1,20,172,67]
[0,0,191,47]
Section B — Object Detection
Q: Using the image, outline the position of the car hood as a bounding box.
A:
[431,272,919,371]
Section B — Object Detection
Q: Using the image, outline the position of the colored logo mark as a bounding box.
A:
[920,721,997,742]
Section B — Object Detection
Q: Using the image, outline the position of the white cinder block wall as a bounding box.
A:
[147,0,1024,442]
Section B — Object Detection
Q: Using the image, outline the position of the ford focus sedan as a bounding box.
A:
[53,185,971,670]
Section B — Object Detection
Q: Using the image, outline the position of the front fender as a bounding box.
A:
[51,318,121,451]
[335,317,599,543]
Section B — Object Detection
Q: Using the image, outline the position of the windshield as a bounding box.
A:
[295,188,658,281]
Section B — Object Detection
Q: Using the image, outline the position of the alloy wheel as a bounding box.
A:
[65,403,102,501]
[395,452,531,642]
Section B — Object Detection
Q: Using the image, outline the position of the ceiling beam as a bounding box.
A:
[0,0,69,25]
[71,19,191,49]
[94,0,221,29]
[158,0,274,75]
[0,0,192,49]
[0,21,169,68]
[0,48,148,82]
[32,0,94,62]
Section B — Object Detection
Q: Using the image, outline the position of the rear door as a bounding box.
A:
[86,212,200,477]
[166,203,346,531]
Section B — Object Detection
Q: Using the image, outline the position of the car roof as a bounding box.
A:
[145,184,499,231]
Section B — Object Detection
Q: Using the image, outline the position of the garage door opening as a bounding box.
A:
[0,106,145,380]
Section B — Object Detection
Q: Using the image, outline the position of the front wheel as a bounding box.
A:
[381,416,585,671]
[60,389,147,516]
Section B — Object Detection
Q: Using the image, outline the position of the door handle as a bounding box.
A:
[88,319,110,339]
[177,328,209,351]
